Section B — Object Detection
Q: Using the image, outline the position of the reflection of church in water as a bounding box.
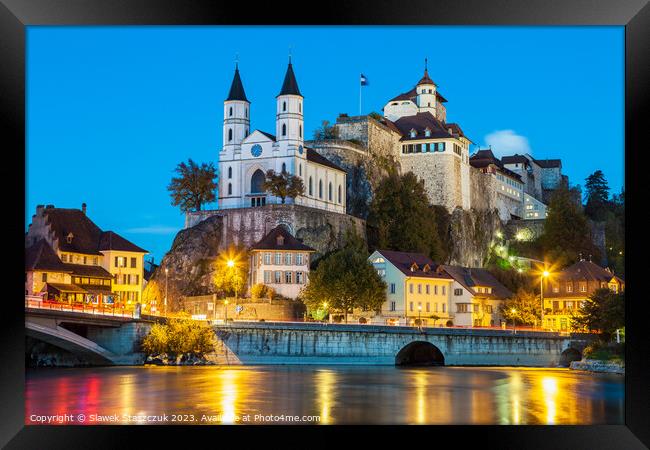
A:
[217,59,346,214]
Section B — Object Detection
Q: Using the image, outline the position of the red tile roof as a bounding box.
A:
[441,265,513,299]
[375,250,451,280]
[251,225,316,252]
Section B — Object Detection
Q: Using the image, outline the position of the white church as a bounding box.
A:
[218,60,346,214]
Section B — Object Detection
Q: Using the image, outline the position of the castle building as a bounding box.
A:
[249,225,315,300]
[218,61,346,214]
[25,204,148,309]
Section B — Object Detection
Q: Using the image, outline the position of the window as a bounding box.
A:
[283,101,286,111]
[42,273,47,282]
[409,302,414,312]
[434,285,438,295]
[296,271,304,284]
[417,284,422,294]
[473,304,480,313]
[454,288,462,296]
[309,177,313,196]
[83,256,87,264]
[410,129,416,138]
[245,108,248,118]
[93,257,98,265]
[409,284,413,294]
[328,182,333,201]
[228,167,232,179]
[566,282,573,293]
[434,303,438,312]
[426,302,430,312]
[61,254,67,262]
[338,185,342,204]
[457,304,470,313]
[300,125,302,138]
[228,128,233,142]
[390,301,396,312]
[299,164,302,176]
[275,253,282,265]
[228,183,232,195]
[264,253,271,265]
[229,106,233,116]
[439,142,446,152]
[115,256,126,268]
[285,253,292,265]
[426,285,430,295]
[299,102,301,112]
[296,254,304,265]
[442,286,446,295]
[485,305,493,313]
[390,283,396,294]
[282,123,287,136]
[318,180,323,199]
[274,271,282,283]
[442,303,446,313]
[285,271,293,283]
[579,282,587,292]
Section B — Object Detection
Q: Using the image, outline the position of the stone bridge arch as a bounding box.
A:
[395,340,445,366]
[559,347,582,367]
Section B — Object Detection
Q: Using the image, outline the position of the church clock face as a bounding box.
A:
[251,144,262,157]
[298,145,303,155]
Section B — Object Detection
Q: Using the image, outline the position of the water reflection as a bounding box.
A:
[25,366,623,425]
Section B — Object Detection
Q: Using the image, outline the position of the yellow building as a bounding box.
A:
[541,259,625,331]
[25,204,148,309]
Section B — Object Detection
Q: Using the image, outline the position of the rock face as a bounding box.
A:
[447,208,503,267]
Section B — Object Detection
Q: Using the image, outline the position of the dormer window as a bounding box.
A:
[410,263,419,272]
[410,129,417,138]
[66,232,74,244]
[422,264,430,273]
[276,235,285,246]
[424,128,431,137]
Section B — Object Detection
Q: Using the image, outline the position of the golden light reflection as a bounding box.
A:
[542,376,558,424]
[510,371,522,425]
[415,371,427,424]
[219,369,239,424]
[315,369,336,424]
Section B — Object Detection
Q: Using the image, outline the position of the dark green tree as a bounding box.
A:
[301,232,386,323]
[584,170,611,221]
[262,169,305,204]
[168,159,217,212]
[312,120,339,140]
[572,288,624,341]
[367,172,443,261]
[605,188,625,276]
[541,183,598,268]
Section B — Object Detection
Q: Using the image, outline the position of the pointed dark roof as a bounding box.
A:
[417,68,436,86]
[278,62,302,97]
[226,65,249,102]
[25,239,69,272]
[392,112,454,141]
[42,208,104,255]
[99,231,148,253]
[251,225,315,252]
[555,260,624,283]
[441,265,513,299]
[375,250,451,280]
[305,148,345,172]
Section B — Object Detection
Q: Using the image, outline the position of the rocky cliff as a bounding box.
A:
[446,207,504,267]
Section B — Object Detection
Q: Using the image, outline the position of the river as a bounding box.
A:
[25,366,623,425]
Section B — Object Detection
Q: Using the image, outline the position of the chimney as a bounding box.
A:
[36,204,44,215]
[82,203,87,215]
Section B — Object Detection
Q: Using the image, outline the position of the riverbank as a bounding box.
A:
[570,359,624,374]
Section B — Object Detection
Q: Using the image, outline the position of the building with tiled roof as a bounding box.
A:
[249,225,316,299]
[540,259,624,332]
[218,60,347,215]
[25,204,148,309]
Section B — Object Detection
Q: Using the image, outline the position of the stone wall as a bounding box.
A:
[400,153,463,212]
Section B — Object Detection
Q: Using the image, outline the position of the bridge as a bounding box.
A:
[25,307,154,365]
[213,322,587,367]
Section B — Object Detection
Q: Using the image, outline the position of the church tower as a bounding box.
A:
[223,63,250,152]
[415,58,437,116]
[276,58,304,152]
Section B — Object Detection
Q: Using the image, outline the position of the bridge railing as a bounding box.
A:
[25,298,139,319]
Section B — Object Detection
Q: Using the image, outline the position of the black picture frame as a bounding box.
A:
[2,0,648,448]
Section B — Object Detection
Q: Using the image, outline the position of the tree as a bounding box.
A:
[262,169,305,204]
[312,120,338,140]
[605,188,625,276]
[541,183,598,268]
[168,159,217,212]
[584,170,610,221]
[212,246,249,298]
[367,171,443,261]
[572,288,624,340]
[499,289,541,326]
[141,314,215,357]
[301,232,386,323]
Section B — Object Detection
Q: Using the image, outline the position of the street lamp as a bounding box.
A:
[511,308,517,334]
[541,269,550,330]
[224,299,229,323]
[226,259,239,305]
[164,267,169,316]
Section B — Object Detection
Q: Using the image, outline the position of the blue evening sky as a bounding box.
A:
[26,26,624,262]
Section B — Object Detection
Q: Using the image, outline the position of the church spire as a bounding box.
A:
[278,60,302,97]
[226,63,248,102]
[417,57,435,86]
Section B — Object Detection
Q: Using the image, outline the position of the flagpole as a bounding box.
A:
[359,74,362,116]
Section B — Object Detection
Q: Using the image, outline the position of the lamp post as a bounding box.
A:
[417,304,422,331]
[164,267,169,316]
[323,302,328,323]
[227,259,238,305]
[511,308,517,334]
[540,269,549,331]
[224,299,229,323]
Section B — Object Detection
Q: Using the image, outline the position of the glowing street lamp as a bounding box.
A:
[541,269,550,330]
[164,267,169,316]
[227,259,235,268]
[511,308,517,334]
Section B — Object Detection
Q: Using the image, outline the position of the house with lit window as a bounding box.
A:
[368,250,454,326]
[541,258,625,331]
[249,225,316,299]
[25,204,148,309]
[440,265,512,327]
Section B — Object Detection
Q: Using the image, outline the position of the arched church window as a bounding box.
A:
[299,125,302,138]
[338,185,342,203]
[245,108,248,117]
[282,162,286,173]
[282,124,287,136]
[328,182,332,201]
[228,167,232,179]
[283,101,287,112]
[299,102,301,112]
[318,180,323,199]
[251,169,265,194]
[229,107,233,117]
[309,177,313,196]
[228,129,233,142]
[228,183,232,195]
[299,164,302,176]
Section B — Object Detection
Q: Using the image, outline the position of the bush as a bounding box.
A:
[142,316,215,357]
[358,317,367,324]
[583,341,624,362]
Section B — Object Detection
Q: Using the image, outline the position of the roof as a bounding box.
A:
[393,112,455,141]
[388,87,447,104]
[501,154,530,165]
[470,149,523,181]
[417,69,436,86]
[257,130,277,141]
[251,225,315,252]
[99,231,148,253]
[43,208,104,255]
[306,148,345,172]
[554,260,624,284]
[278,62,302,96]
[225,65,248,102]
[64,263,113,278]
[534,158,562,169]
[441,265,513,299]
[25,239,69,272]
[40,283,87,294]
[375,250,451,280]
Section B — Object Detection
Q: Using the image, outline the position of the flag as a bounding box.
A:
[360,73,368,86]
